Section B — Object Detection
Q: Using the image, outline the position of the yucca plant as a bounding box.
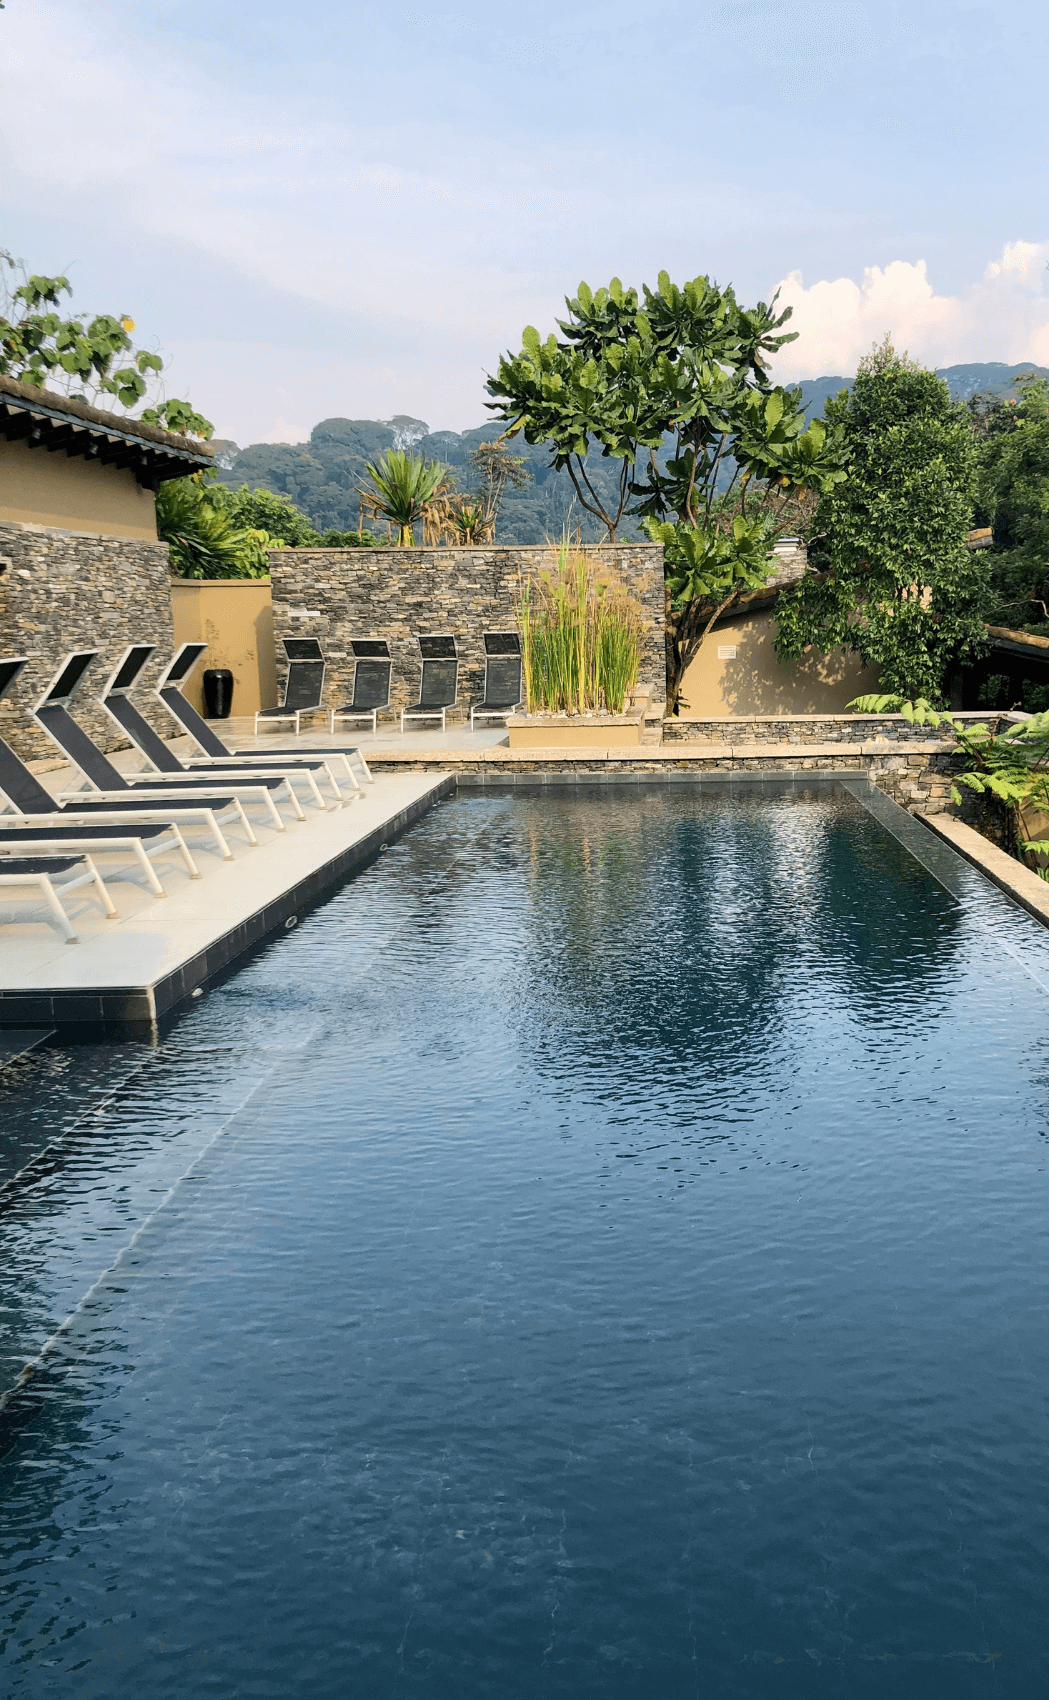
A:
[360,450,446,545]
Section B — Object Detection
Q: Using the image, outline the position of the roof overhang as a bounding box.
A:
[0,374,213,488]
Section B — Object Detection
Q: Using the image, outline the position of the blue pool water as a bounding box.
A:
[1,782,1049,1697]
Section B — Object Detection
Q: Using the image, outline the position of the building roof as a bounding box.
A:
[0,373,213,486]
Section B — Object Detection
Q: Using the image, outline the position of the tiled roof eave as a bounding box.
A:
[0,390,212,484]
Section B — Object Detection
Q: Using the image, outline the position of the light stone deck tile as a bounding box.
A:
[922,814,1049,930]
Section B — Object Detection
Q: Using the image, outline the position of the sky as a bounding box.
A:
[3,0,1049,446]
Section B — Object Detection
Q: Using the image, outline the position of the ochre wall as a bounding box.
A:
[677,610,879,717]
[0,436,159,540]
[170,580,277,717]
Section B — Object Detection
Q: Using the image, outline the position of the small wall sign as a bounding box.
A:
[717,645,737,660]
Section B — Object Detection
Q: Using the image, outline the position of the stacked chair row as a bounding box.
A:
[254,633,524,738]
[0,641,372,944]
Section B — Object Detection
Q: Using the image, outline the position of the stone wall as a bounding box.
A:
[663,712,999,745]
[0,520,175,765]
[267,543,666,717]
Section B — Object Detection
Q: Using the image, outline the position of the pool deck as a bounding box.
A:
[0,768,452,1030]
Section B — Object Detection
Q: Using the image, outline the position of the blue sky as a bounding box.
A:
[4,0,1049,443]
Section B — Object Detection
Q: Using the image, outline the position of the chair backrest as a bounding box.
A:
[103,692,184,773]
[155,645,230,757]
[281,636,326,711]
[34,652,131,790]
[483,655,522,708]
[418,658,458,710]
[483,630,521,657]
[282,659,325,711]
[0,657,58,813]
[158,642,208,689]
[105,644,155,695]
[352,660,392,710]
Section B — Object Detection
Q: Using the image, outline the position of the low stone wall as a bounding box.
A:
[663,712,997,745]
[0,520,175,764]
[267,543,666,717]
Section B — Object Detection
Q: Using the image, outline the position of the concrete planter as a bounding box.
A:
[506,707,643,748]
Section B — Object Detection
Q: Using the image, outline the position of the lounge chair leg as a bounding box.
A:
[169,824,201,880]
[40,878,78,943]
[85,855,119,918]
[132,838,167,896]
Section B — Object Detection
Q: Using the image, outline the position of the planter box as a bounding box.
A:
[507,707,643,748]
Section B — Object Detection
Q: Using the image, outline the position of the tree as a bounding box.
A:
[486,272,844,710]
[775,339,984,704]
[359,449,447,544]
[969,375,1049,628]
[468,437,532,537]
[156,477,273,579]
[0,251,211,438]
[209,483,320,547]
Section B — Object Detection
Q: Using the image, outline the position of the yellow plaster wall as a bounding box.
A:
[0,435,158,539]
[169,581,277,718]
[678,610,880,717]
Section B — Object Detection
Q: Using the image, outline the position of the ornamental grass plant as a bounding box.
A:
[518,546,642,714]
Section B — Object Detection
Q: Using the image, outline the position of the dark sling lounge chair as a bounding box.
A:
[330,640,392,736]
[401,636,459,733]
[471,632,523,728]
[254,638,329,736]
[100,645,342,811]
[157,644,372,785]
[32,651,289,844]
[0,657,201,889]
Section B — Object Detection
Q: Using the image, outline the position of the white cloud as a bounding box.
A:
[771,243,1049,380]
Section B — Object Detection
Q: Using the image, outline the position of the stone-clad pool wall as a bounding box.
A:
[266,544,666,718]
[0,520,175,765]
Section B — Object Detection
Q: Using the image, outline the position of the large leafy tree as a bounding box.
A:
[486,272,844,710]
[156,477,273,579]
[970,376,1049,629]
[775,340,985,703]
[0,252,212,439]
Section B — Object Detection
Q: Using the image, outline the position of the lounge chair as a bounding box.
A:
[100,645,344,811]
[0,657,201,889]
[156,644,372,785]
[32,652,286,842]
[330,640,391,736]
[401,636,459,733]
[0,854,116,944]
[254,638,329,736]
[471,633,523,728]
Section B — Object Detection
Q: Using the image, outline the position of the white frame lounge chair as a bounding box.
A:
[330,639,392,736]
[0,853,116,943]
[254,638,329,736]
[155,644,371,788]
[401,636,459,733]
[0,658,200,890]
[100,645,345,810]
[471,632,523,728]
[31,652,278,850]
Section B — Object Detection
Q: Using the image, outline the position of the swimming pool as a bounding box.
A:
[1,782,1048,1697]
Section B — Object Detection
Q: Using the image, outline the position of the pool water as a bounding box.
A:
[2,783,1049,1697]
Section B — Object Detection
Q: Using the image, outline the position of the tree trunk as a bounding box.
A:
[665,588,744,715]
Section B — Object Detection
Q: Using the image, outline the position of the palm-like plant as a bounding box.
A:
[360,450,446,545]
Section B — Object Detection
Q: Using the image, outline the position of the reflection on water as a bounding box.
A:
[1,785,1048,1698]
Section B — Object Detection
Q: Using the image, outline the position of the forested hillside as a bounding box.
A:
[211,363,1049,545]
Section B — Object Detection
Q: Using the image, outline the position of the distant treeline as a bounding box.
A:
[212,362,1049,545]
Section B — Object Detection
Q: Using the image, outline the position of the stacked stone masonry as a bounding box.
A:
[267,543,666,717]
[0,520,175,764]
[663,713,1001,745]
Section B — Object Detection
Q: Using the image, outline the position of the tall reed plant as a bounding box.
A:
[518,546,642,714]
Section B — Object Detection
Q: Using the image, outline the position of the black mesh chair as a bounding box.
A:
[330,640,392,736]
[471,632,523,728]
[401,636,459,733]
[254,638,328,736]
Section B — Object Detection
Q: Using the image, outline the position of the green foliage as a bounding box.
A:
[315,529,388,547]
[488,270,845,709]
[208,483,319,547]
[0,251,212,438]
[970,375,1049,627]
[849,692,1049,870]
[155,477,273,579]
[361,449,446,544]
[518,547,642,715]
[776,339,985,703]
